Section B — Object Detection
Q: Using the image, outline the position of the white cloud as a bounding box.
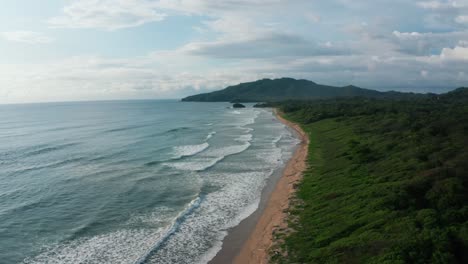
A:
[0,53,263,103]
[3,0,468,104]
[48,0,283,31]
[455,15,468,24]
[391,30,468,55]
[417,0,468,29]
[459,40,468,47]
[1,31,54,44]
[440,46,468,60]
[304,12,321,23]
[156,0,286,15]
[417,1,446,9]
[48,0,167,30]
[393,31,423,38]
[417,0,468,10]
[181,33,350,59]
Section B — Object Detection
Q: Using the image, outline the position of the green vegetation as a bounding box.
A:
[272,88,468,263]
[181,78,421,102]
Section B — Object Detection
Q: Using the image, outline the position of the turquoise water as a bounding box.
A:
[0,100,297,264]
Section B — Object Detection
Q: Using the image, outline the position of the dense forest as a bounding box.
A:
[270,88,468,263]
[181,78,420,102]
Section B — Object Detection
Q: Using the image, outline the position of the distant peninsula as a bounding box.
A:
[181,78,420,102]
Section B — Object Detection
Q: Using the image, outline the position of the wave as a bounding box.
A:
[103,124,149,133]
[23,197,203,264]
[23,143,79,158]
[0,143,72,162]
[12,105,297,264]
[154,132,229,170]
[44,124,87,133]
[166,127,190,133]
[235,133,253,143]
[163,156,224,172]
[200,196,265,264]
[272,134,284,145]
[205,131,216,141]
[7,157,86,176]
[165,143,251,172]
[144,160,161,167]
[144,169,280,264]
[256,147,283,165]
[133,197,202,264]
[208,143,251,158]
[145,141,211,167]
[232,110,260,129]
[171,143,209,159]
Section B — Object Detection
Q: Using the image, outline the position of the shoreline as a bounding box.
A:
[210,109,309,264]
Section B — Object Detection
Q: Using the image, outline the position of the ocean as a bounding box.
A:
[0,100,298,264]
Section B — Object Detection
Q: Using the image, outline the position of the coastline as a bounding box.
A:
[210,109,309,264]
[234,109,309,263]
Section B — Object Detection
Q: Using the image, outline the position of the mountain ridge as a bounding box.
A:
[181,78,423,102]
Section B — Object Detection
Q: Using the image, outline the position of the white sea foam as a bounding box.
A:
[272,134,284,145]
[133,197,202,264]
[165,142,251,172]
[23,107,297,264]
[24,227,167,264]
[256,147,283,165]
[24,198,202,264]
[207,143,251,158]
[235,133,253,143]
[231,110,260,127]
[205,131,216,141]
[164,156,224,172]
[196,197,262,264]
[146,174,259,262]
[145,170,275,264]
[196,233,226,264]
[172,143,209,159]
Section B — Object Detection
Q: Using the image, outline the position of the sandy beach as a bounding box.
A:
[232,109,309,264]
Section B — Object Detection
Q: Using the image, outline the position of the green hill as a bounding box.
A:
[181,78,420,102]
[271,89,468,263]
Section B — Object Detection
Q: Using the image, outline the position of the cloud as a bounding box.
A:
[182,32,350,59]
[48,0,167,30]
[440,46,468,60]
[3,0,468,103]
[304,12,321,23]
[0,54,263,103]
[392,30,468,55]
[417,0,468,10]
[455,15,468,24]
[156,0,287,15]
[1,31,54,44]
[416,0,468,29]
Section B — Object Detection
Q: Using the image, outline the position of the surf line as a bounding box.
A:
[133,196,203,264]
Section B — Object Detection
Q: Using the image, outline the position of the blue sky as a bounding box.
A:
[1,0,468,103]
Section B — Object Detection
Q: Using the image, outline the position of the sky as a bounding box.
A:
[0,0,468,103]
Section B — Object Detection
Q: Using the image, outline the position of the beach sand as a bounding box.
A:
[233,109,309,264]
[209,109,308,264]
[234,111,309,264]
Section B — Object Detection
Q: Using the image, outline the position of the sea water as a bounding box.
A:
[0,100,298,264]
